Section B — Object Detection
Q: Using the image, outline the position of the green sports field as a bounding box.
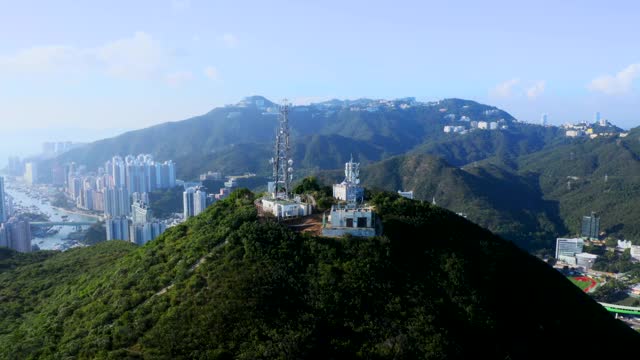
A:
[569,276,598,292]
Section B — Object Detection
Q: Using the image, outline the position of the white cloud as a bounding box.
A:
[489,78,520,98]
[204,66,219,80]
[0,32,166,80]
[588,63,640,95]
[526,80,546,99]
[166,71,193,86]
[220,33,239,48]
[94,32,165,79]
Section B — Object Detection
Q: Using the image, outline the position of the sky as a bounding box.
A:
[1,0,639,161]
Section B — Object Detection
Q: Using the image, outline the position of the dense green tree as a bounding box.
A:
[592,279,629,303]
[149,186,184,218]
[0,190,636,359]
[82,222,107,245]
[605,237,618,248]
[293,176,322,194]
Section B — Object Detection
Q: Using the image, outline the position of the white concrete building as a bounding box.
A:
[397,190,414,199]
[333,156,364,203]
[617,240,632,250]
[322,204,378,238]
[575,253,598,270]
[262,198,311,219]
[566,130,583,138]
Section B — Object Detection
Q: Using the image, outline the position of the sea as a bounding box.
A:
[5,180,99,251]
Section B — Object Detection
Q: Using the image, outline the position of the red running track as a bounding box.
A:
[573,276,597,292]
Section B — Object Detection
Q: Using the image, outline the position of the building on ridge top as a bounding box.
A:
[397,190,414,200]
[224,177,238,189]
[332,155,364,203]
[322,155,379,238]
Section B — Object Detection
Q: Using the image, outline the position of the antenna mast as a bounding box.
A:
[271,100,293,200]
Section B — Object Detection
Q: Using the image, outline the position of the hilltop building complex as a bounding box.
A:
[332,155,364,203]
[322,157,379,238]
[261,102,312,219]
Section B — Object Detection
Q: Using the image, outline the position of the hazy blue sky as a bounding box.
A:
[1,0,639,159]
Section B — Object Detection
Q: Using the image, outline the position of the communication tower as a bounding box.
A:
[270,100,293,200]
[344,154,360,186]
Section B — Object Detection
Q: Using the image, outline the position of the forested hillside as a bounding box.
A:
[516,128,640,240]
[0,190,636,359]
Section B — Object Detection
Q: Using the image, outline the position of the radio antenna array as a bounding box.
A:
[271,100,293,199]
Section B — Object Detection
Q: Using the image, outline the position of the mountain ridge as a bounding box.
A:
[56,96,522,178]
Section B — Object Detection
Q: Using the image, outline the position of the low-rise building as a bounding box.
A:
[566,130,584,138]
[575,253,598,271]
[397,190,414,200]
[200,171,223,181]
[617,240,632,250]
[214,187,231,201]
[224,178,238,189]
[262,198,312,218]
[322,204,379,238]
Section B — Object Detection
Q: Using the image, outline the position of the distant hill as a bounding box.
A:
[0,190,636,358]
[415,123,564,167]
[57,96,526,179]
[515,127,640,241]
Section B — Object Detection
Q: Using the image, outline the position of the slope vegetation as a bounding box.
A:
[0,190,635,359]
[517,129,640,240]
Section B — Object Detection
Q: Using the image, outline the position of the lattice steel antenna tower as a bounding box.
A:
[270,100,293,199]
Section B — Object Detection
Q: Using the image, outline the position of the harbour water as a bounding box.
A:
[5,180,100,251]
